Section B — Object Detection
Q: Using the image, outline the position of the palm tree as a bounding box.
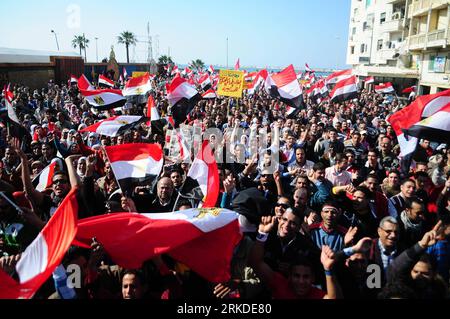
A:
[72,34,89,62]
[158,55,174,65]
[117,31,137,63]
[190,59,205,72]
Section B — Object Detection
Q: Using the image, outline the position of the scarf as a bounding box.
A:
[400,211,422,233]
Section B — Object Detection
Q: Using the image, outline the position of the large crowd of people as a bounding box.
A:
[0,70,449,300]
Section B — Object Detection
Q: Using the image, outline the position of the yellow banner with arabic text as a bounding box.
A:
[217,70,245,98]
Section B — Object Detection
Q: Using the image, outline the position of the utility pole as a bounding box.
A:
[83,32,87,62]
[51,30,59,51]
[95,37,98,62]
[226,37,229,69]
[147,21,153,64]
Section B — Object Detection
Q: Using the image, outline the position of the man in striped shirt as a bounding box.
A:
[388,179,416,218]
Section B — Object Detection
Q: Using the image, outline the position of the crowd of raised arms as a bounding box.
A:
[0,70,449,300]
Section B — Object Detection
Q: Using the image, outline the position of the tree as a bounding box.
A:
[190,59,205,72]
[72,34,89,62]
[158,55,174,65]
[117,31,137,63]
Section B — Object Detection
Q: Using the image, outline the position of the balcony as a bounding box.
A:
[408,0,449,17]
[408,28,450,50]
[380,17,404,33]
[426,29,447,48]
[408,33,426,50]
[377,48,398,62]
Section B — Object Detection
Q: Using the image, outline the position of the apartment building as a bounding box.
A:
[407,0,450,94]
[347,0,419,91]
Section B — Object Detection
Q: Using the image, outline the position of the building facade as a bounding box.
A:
[347,0,450,94]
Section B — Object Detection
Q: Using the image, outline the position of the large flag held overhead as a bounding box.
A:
[98,74,115,88]
[185,140,220,208]
[265,64,304,108]
[329,76,359,103]
[388,89,450,157]
[167,76,201,127]
[80,115,144,137]
[325,69,353,85]
[375,82,395,94]
[0,188,78,299]
[105,143,163,195]
[75,207,242,283]
[403,103,450,144]
[198,73,211,90]
[80,89,126,110]
[365,76,374,84]
[122,73,152,97]
[78,74,95,91]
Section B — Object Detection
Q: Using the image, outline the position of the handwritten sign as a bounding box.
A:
[217,70,244,98]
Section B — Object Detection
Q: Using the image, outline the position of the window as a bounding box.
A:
[380,12,386,24]
[428,55,435,72]
[360,44,367,53]
[352,27,356,35]
[350,46,355,54]
[377,40,383,50]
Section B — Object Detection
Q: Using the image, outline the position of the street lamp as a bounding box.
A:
[51,30,59,51]
[95,37,99,62]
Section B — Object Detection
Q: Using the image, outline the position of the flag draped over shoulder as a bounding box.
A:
[75,207,242,283]
[0,188,78,299]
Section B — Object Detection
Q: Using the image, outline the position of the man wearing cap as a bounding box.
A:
[309,201,350,252]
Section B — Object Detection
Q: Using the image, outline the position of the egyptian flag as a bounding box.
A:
[365,76,374,84]
[0,188,78,299]
[75,206,242,283]
[234,58,240,70]
[181,67,192,77]
[286,106,301,119]
[403,103,450,144]
[202,89,217,99]
[264,64,304,108]
[98,74,114,88]
[329,76,358,103]
[208,65,215,74]
[183,140,220,208]
[69,75,78,84]
[123,67,128,79]
[198,73,212,90]
[402,86,416,94]
[325,69,353,85]
[32,160,57,192]
[388,89,450,158]
[80,115,144,137]
[105,143,163,195]
[123,73,152,97]
[247,69,268,95]
[146,95,160,125]
[375,82,395,94]
[171,65,180,76]
[80,89,126,111]
[119,74,124,85]
[4,87,30,139]
[305,63,314,73]
[78,74,95,91]
[174,129,191,162]
[167,76,201,127]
